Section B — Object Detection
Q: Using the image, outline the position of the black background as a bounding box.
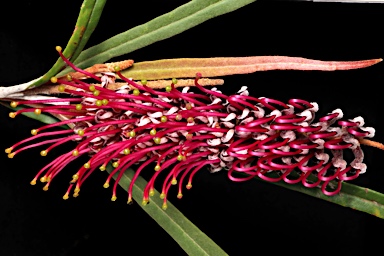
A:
[1,1,384,255]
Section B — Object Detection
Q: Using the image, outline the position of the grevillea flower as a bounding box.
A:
[5,47,382,209]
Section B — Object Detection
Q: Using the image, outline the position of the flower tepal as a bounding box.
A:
[6,47,376,209]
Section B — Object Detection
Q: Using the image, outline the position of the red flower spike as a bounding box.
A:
[5,50,381,208]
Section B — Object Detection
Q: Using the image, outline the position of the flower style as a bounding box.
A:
[5,47,380,210]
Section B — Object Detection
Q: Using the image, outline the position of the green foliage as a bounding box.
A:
[257,174,384,219]
[27,0,107,89]
[56,0,257,77]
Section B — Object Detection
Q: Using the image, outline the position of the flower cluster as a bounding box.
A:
[5,47,375,209]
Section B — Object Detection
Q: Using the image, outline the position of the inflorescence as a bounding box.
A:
[5,46,376,209]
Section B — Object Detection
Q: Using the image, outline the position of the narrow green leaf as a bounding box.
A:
[28,0,106,89]
[57,0,257,77]
[120,57,383,80]
[108,166,229,256]
[256,174,384,218]
[70,0,107,63]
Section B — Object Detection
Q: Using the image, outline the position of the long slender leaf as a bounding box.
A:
[108,166,229,256]
[27,0,106,89]
[56,0,257,77]
[70,0,107,63]
[255,174,384,218]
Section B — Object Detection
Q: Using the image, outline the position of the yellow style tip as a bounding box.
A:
[10,101,18,108]
[75,104,83,111]
[127,197,133,205]
[77,129,85,136]
[50,77,58,83]
[83,162,90,169]
[72,149,79,157]
[58,85,65,92]
[72,173,79,181]
[5,147,13,154]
